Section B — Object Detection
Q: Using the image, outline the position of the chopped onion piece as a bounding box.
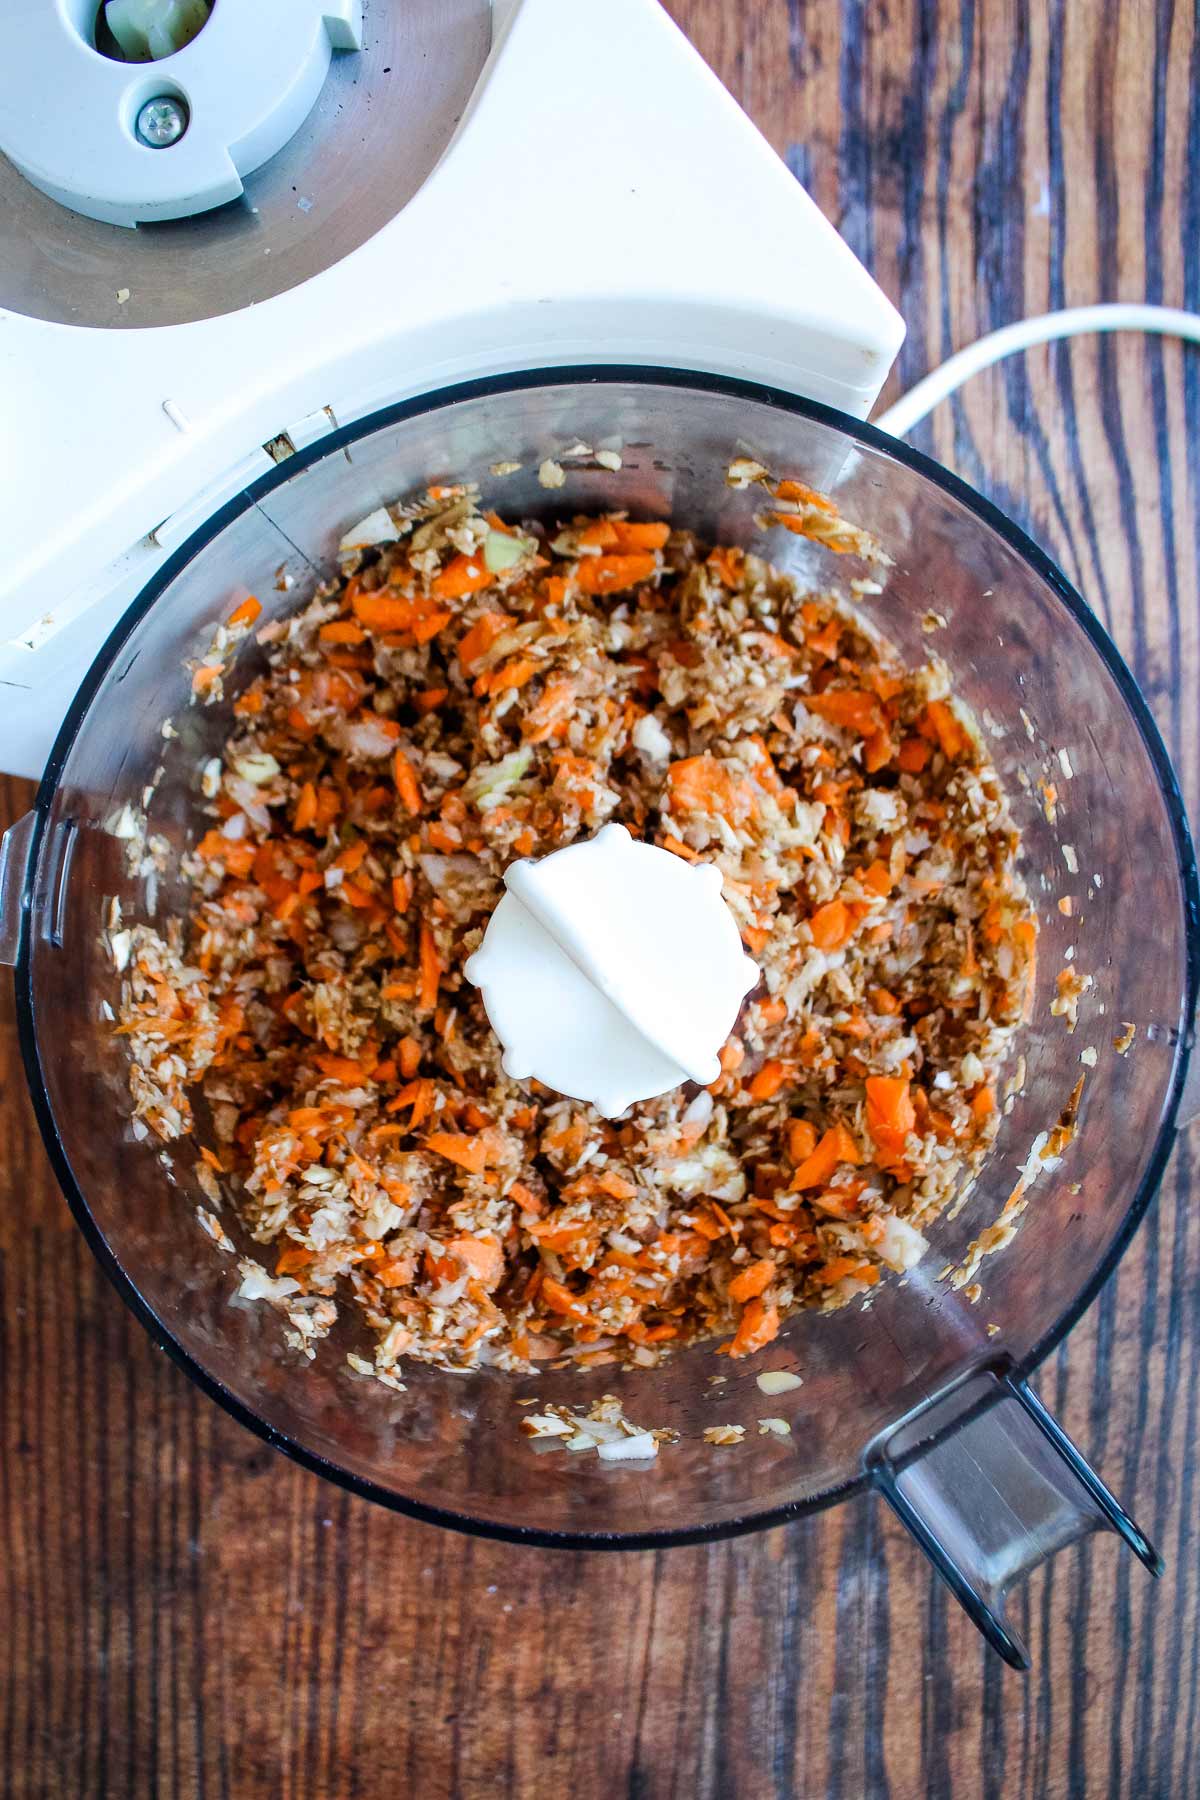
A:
[680,1089,714,1134]
[756,1369,803,1395]
[339,507,397,554]
[632,712,673,764]
[230,750,279,786]
[874,1213,929,1273]
[597,1432,659,1462]
[236,1261,300,1303]
[483,529,530,573]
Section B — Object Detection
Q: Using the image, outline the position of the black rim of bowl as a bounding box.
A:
[15,365,1200,1550]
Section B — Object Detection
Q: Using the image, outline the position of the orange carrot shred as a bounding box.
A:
[728,1259,775,1303]
[790,1124,861,1191]
[227,595,262,628]
[747,1059,788,1101]
[425,1132,486,1174]
[573,552,657,595]
[392,748,423,815]
[432,554,492,601]
[809,898,854,950]
[864,1076,916,1157]
[418,920,441,1012]
[729,1296,780,1358]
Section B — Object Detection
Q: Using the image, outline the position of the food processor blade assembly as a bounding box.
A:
[1,1,1190,1669]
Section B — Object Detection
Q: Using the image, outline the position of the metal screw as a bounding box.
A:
[135,97,188,148]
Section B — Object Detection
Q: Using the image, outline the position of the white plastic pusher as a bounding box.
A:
[465,824,760,1117]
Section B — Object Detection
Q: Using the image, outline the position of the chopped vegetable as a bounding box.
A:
[865,1076,916,1157]
[115,472,1034,1388]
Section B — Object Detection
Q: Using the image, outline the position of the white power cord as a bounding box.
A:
[873,303,1200,438]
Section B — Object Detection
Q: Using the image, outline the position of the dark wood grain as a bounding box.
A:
[3,2,1199,1794]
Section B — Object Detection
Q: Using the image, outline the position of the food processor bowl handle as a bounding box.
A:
[867,1364,1160,1669]
[0,812,35,967]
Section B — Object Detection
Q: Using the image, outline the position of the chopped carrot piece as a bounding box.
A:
[457,611,511,669]
[541,1276,588,1319]
[865,1075,916,1157]
[728,1258,775,1303]
[521,677,577,744]
[922,700,969,761]
[813,1256,866,1287]
[805,690,881,736]
[897,736,930,773]
[861,860,893,897]
[807,617,842,660]
[275,1245,313,1275]
[293,781,318,832]
[319,620,366,645]
[667,755,750,823]
[787,1118,818,1163]
[972,1085,996,1123]
[432,553,492,601]
[809,898,854,950]
[707,544,744,588]
[392,748,423,815]
[447,1235,505,1290]
[426,823,460,853]
[863,729,893,773]
[334,838,369,874]
[227,595,262,628]
[573,552,657,595]
[418,920,441,1012]
[412,607,453,644]
[775,479,835,510]
[478,656,539,696]
[377,1255,417,1289]
[594,1169,638,1200]
[610,520,670,550]
[425,1132,486,1175]
[790,1123,861,1191]
[747,1059,788,1101]
[729,1296,780,1358]
[352,591,417,632]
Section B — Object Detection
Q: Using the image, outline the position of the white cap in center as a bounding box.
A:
[465,824,760,1118]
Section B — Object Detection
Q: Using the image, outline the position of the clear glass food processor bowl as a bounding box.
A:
[9,373,1197,1657]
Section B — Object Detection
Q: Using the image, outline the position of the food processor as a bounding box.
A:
[1,1,1196,1671]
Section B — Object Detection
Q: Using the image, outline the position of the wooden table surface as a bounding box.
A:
[3,2,1198,1795]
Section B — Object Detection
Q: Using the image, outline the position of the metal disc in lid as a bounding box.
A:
[0,0,491,330]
